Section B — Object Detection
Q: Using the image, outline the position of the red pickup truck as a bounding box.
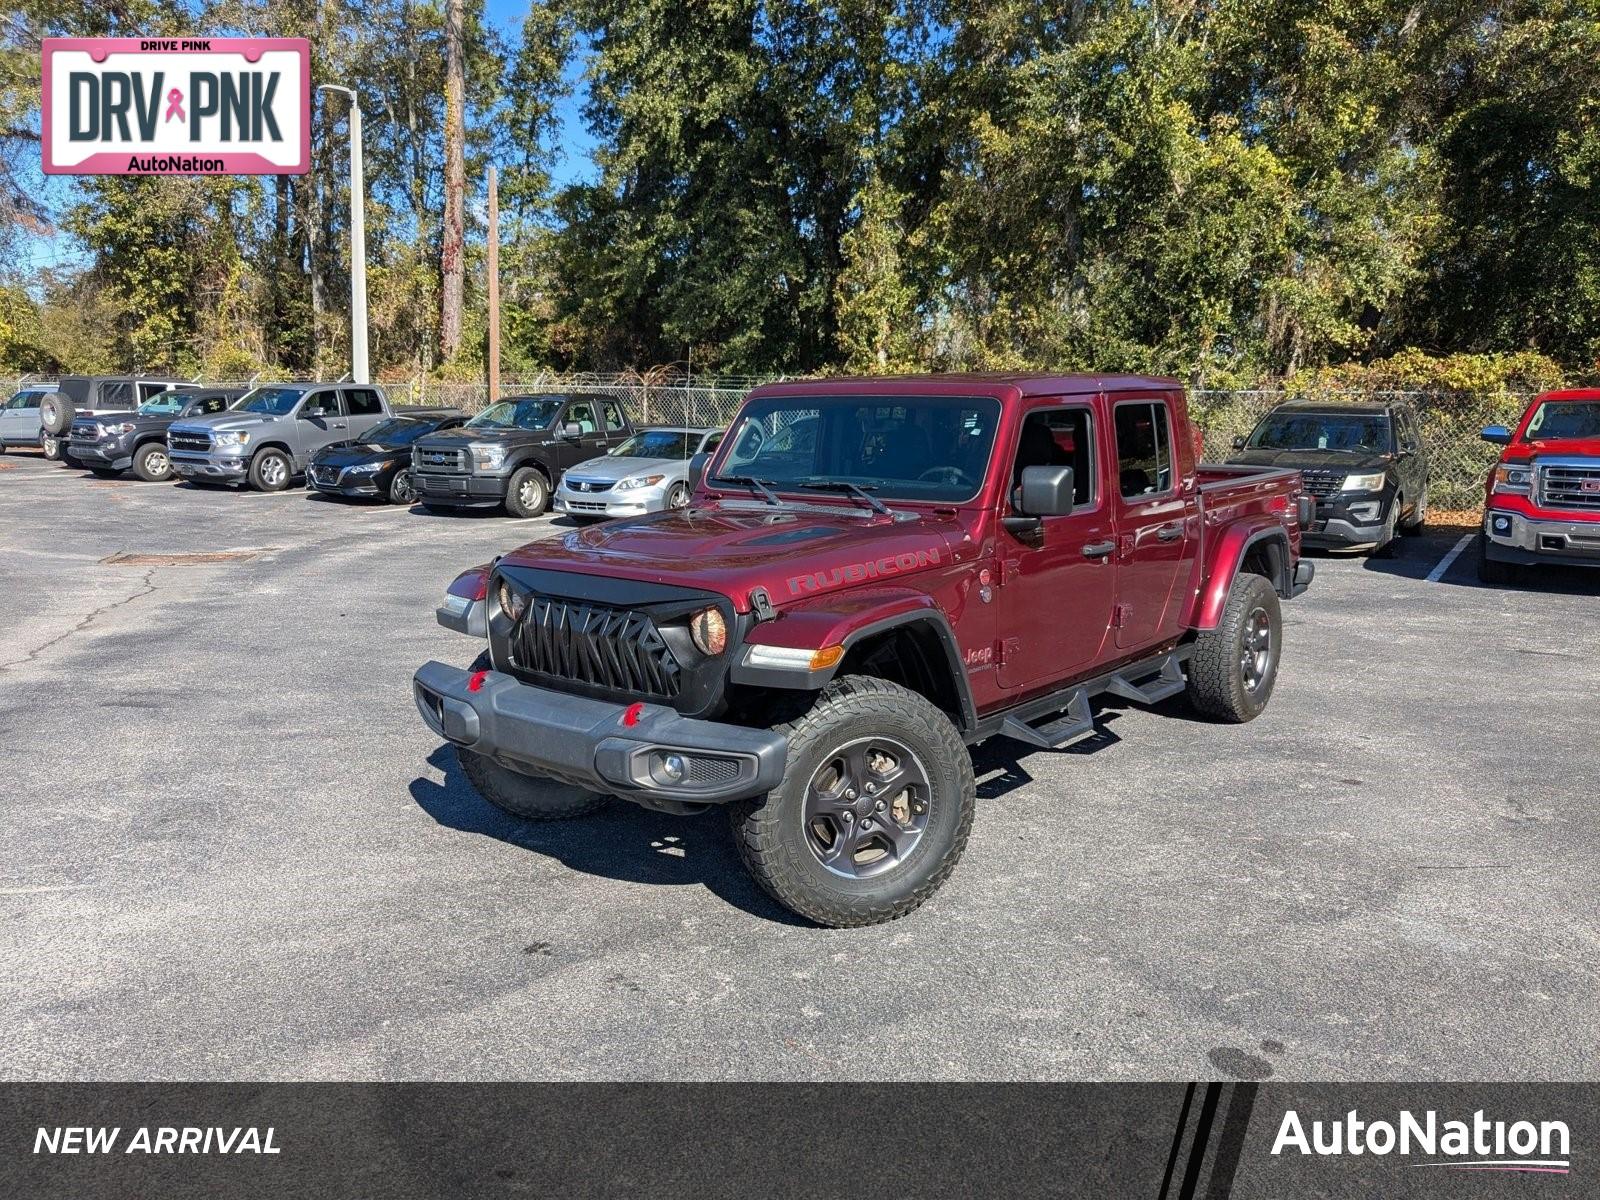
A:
[414,374,1313,926]
[1479,388,1600,582]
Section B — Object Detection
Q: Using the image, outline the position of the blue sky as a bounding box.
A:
[18,2,598,277]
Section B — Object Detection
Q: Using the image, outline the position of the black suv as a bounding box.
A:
[67,387,242,481]
[307,408,466,504]
[409,393,634,517]
[1227,399,1430,552]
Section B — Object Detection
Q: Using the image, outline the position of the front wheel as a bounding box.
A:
[665,481,690,510]
[388,469,417,505]
[730,675,975,927]
[1187,572,1282,723]
[133,442,172,482]
[505,466,550,517]
[248,448,292,492]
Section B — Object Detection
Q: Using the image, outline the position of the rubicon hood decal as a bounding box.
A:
[787,548,942,596]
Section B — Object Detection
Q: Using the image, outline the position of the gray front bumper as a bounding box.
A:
[413,660,787,806]
[1484,510,1600,566]
[171,452,248,480]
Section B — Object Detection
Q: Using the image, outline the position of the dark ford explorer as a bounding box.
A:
[307,408,466,504]
[410,394,634,517]
[1227,399,1429,552]
[68,387,242,481]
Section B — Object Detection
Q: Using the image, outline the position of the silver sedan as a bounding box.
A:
[554,426,724,521]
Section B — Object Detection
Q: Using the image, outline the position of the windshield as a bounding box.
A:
[235,386,306,416]
[138,391,190,416]
[1247,411,1392,453]
[467,399,561,431]
[611,430,698,459]
[714,394,1001,503]
[1526,401,1600,440]
[364,417,441,445]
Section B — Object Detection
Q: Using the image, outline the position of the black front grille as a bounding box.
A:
[1540,463,1600,511]
[511,596,681,699]
[310,465,341,486]
[1300,469,1344,499]
[169,430,211,453]
[70,420,100,441]
[416,447,468,474]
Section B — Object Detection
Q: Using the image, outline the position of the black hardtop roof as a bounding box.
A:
[753,372,1182,398]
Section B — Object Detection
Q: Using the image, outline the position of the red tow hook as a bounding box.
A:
[622,702,644,727]
[467,669,489,693]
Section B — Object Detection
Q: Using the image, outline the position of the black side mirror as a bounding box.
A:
[687,451,709,494]
[1480,425,1511,445]
[1232,435,1247,450]
[561,421,583,439]
[1004,465,1075,537]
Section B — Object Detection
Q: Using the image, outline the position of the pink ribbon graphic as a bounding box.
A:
[164,88,185,123]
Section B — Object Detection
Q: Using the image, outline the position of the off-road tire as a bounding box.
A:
[458,746,612,821]
[133,441,172,482]
[248,447,292,492]
[1475,533,1520,585]
[505,466,550,517]
[729,675,975,928]
[1187,572,1282,723]
[388,470,417,505]
[39,395,74,435]
[41,434,64,461]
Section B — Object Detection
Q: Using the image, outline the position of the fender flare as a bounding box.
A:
[507,452,554,483]
[1191,523,1292,631]
[733,597,977,735]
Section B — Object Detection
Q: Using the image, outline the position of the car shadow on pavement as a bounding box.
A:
[1361,531,1600,595]
[410,744,808,925]
[971,712,1125,799]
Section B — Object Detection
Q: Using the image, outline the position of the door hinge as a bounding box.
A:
[1111,603,1133,628]
[1000,636,1021,664]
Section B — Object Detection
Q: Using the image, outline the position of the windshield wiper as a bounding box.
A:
[711,474,783,506]
[791,479,890,515]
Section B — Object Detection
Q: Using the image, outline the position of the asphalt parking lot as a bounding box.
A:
[2,450,1597,1083]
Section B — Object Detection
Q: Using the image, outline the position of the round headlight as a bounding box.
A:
[689,606,727,655]
[497,580,526,622]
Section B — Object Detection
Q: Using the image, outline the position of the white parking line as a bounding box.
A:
[1426,533,1474,583]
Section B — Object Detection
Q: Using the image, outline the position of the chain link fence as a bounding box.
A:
[3,371,1530,513]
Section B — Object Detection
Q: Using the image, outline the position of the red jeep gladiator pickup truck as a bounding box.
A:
[414,375,1314,926]
[1478,389,1600,582]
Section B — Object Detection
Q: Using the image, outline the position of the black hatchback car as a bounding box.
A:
[1227,399,1430,552]
[307,408,466,504]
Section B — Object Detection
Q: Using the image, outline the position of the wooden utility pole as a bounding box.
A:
[439,0,466,359]
[487,166,500,404]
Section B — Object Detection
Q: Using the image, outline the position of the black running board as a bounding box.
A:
[983,650,1189,750]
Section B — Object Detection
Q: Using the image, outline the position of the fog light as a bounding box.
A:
[1492,514,1513,536]
[650,752,688,786]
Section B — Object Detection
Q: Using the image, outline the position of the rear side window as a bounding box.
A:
[102,381,133,407]
[200,396,229,414]
[565,403,599,434]
[1012,407,1094,507]
[700,430,724,454]
[343,388,384,416]
[1114,402,1172,498]
[603,402,626,431]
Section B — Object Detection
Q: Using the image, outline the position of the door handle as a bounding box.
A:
[1156,523,1183,542]
[1082,540,1117,558]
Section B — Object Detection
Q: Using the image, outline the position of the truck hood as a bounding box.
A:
[497,502,965,613]
[1503,436,1600,463]
[562,455,687,483]
[419,427,553,449]
[1227,447,1391,471]
[170,413,282,434]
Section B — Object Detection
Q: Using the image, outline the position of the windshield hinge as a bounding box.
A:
[749,587,776,622]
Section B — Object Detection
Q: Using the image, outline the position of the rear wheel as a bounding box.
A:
[133,442,172,482]
[505,466,550,517]
[1187,572,1282,723]
[248,448,292,492]
[388,469,417,505]
[1399,486,1428,533]
[730,675,975,927]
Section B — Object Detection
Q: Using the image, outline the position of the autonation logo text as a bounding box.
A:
[1272,1109,1571,1174]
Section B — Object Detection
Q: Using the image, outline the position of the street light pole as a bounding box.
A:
[317,84,369,385]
